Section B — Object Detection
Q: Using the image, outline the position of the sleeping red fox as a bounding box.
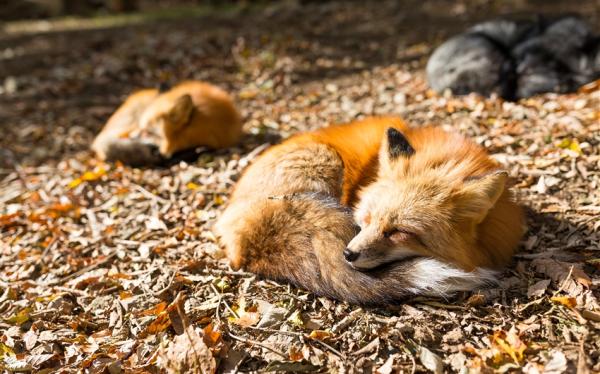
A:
[92,81,242,166]
[214,117,524,305]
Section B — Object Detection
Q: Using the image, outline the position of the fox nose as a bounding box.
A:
[344,248,360,262]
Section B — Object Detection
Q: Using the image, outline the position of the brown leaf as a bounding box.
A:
[141,294,189,337]
[138,301,168,317]
[229,299,260,327]
[527,279,551,298]
[532,258,591,295]
[158,325,216,374]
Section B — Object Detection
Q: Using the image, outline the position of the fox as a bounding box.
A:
[91,81,243,166]
[214,117,524,305]
[427,15,600,100]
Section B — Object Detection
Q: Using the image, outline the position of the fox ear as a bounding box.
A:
[386,127,414,159]
[457,171,508,223]
[379,127,414,169]
[166,94,194,129]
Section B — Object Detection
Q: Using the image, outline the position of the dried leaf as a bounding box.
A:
[229,299,260,327]
[308,330,332,341]
[492,328,527,364]
[264,360,319,372]
[256,300,288,328]
[550,296,577,309]
[4,307,30,325]
[418,346,443,374]
[532,258,591,295]
[353,337,380,356]
[139,302,168,317]
[527,279,551,298]
[68,167,107,188]
[542,350,567,374]
[376,354,397,374]
[158,325,216,374]
[3,356,32,372]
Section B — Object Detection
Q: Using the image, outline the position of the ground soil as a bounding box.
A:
[1,0,599,372]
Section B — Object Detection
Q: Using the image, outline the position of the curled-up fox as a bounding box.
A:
[92,81,242,166]
[214,117,524,305]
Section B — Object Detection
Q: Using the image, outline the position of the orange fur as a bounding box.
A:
[92,81,242,165]
[91,88,160,164]
[289,117,409,205]
[349,126,524,271]
[215,117,524,305]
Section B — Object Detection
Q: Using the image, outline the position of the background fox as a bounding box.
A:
[427,15,600,99]
[91,81,242,166]
[214,117,524,305]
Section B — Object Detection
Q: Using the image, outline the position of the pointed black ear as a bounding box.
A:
[157,82,171,93]
[387,127,414,159]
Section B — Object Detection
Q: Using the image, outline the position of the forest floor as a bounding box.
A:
[0,0,599,372]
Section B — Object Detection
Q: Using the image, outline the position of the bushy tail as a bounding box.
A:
[215,193,496,306]
[93,138,164,166]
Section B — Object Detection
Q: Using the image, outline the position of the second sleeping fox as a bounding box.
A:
[92,81,242,166]
[215,117,524,305]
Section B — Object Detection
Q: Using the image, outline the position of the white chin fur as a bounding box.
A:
[407,258,498,297]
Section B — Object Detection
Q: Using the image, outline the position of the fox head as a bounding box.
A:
[138,94,194,157]
[345,127,508,271]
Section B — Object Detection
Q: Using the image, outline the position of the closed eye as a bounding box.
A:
[384,228,427,247]
[383,229,399,238]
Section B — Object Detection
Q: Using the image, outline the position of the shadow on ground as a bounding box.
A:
[1,0,599,167]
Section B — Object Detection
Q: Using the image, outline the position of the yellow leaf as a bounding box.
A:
[4,307,30,325]
[551,296,577,308]
[119,291,133,300]
[186,182,200,190]
[0,342,15,358]
[229,300,260,327]
[557,138,582,155]
[213,195,224,206]
[239,89,259,100]
[68,178,83,189]
[68,167,107,188]
[287,310,303,327]
[82,167,106,181]
[491,329,526,364]
[215,278,229,291]
[308,330,332,341]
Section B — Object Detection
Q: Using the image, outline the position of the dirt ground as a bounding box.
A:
[1,0,599,372]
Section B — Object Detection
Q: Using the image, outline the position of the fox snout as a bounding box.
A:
[344,229,388,269]
[345,227,422,270]
[343,248,360,262]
